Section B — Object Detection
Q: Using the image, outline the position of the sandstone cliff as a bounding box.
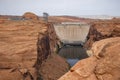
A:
[59,37,120,80]
[0,20,45,80]
[84,20,120,49]
[0,19,69,80]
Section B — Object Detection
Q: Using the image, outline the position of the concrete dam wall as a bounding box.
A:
[54,22,90,44]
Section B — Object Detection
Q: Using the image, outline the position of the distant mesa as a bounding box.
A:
[22,12,39,20]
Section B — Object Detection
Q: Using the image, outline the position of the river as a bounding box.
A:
[58,45,88,67]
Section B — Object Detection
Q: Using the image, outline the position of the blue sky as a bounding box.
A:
[0,0,120,16]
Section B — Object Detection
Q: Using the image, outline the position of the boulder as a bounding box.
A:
[22,12,39,20]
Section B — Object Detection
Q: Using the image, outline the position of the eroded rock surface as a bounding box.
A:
[36,23,69,80]
[84,20,120,49]
[0,20,47,80]
[22,12,39,20]
[59,37,120,80]
[0,19,69,80]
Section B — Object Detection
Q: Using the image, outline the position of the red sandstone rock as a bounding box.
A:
[59,37,120,80]
[36,23,69,80]
[0,20,47,80]
[84,20,120,49]
[22,12,39,20]
[0,20,69,80]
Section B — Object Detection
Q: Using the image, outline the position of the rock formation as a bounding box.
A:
[22,12,39,20]
[0,20,69,80]
[0,15,120,80]
[59,37,120,80]
[84,20,120,49]
[36,23,69,80]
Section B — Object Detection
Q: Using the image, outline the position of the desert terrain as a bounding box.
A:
[0,12,120,80]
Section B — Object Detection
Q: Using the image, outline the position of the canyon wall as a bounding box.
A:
[0,20,47,80]
[59,37,120,80]
[84,20,120,49]
[0,19,69,80]
[36,23,69,80]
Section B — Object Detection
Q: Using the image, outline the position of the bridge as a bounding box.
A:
[54,22,90,45]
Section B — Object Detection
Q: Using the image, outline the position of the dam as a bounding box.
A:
[54,22,90,45]
[54,22,90,67]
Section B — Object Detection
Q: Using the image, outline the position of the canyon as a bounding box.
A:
[0,12,120,80]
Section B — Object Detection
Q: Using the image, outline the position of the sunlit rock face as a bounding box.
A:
[0,20,47,80]
[59,37,120,80]
[0,19,69,80]
[36,24,69,80]
[84,20,120,49]
[22,12,39,20]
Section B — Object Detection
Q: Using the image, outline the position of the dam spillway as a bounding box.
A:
[54,22,90,45]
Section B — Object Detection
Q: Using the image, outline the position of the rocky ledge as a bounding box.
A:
[59,37,120,80]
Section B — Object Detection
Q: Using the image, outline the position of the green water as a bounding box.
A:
[58,46,88,67]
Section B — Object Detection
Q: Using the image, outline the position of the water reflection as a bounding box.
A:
[59,46,88,67]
